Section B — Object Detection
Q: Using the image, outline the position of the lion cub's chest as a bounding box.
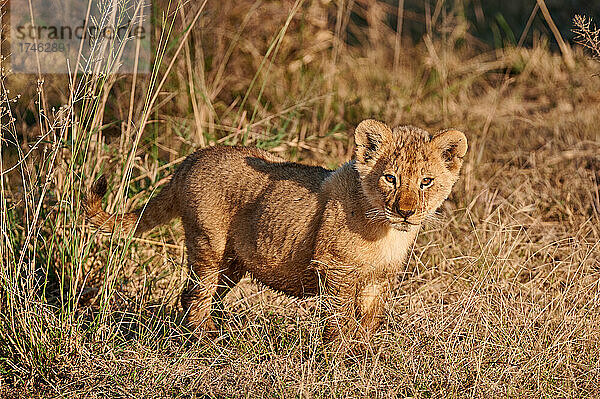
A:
[356,227,417,273]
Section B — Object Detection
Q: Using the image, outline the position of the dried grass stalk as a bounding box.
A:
[573,14,600,60]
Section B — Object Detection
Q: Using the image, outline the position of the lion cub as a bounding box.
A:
[84,120,467,343]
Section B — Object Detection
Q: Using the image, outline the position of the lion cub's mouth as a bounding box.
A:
[390,221,418,231]
[382,209,420,231]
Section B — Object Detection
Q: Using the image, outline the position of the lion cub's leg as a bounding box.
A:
[321,280,358,346]
[357,281,387,337]
[181,250,221,333]
[180,231,234,334]
[323,278,388,348]
[211,259,245,325]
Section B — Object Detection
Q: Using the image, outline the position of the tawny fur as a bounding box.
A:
[83,119,467,343]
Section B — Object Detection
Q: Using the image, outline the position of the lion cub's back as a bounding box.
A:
[174,145,332,226]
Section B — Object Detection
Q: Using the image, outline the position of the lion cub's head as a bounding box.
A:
[353,119,467,231]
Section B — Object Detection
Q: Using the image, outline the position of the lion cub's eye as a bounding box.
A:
[420,177,434,189]
[383,174,396,185]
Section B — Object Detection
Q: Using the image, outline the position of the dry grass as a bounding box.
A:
[1,1,600,397]
[573,15,600,61]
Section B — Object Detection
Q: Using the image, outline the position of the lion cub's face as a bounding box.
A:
[353,120,467,231]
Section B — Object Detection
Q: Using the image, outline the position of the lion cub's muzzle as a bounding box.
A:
[395,208,415,220]
[387,192,422,229]
[386,208,421,231]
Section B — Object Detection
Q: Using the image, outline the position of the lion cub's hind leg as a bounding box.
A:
[181,231,243,335]
[211,258,245,326]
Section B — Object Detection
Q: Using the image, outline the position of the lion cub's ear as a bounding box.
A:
[354,119,393,164]
[431,129,468,172]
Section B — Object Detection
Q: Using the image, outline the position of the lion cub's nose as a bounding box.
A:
[396,209,415,219]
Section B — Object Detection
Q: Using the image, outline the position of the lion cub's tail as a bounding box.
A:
[83,175,178,236]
